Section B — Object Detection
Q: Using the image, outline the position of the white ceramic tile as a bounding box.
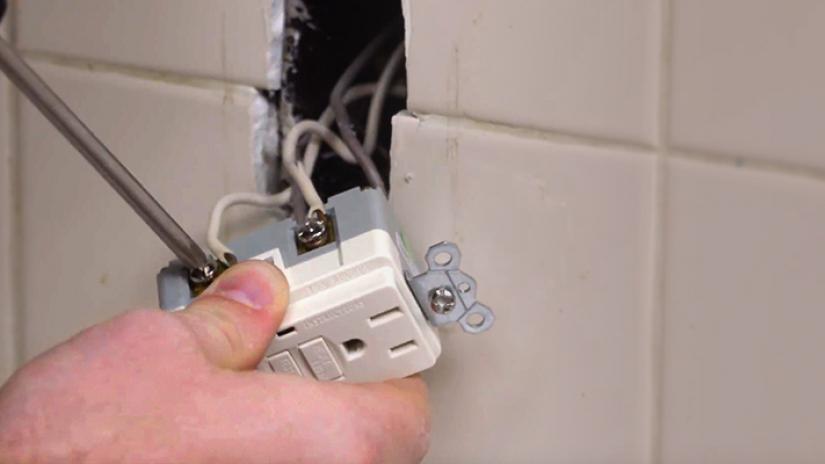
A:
[404,0,660,145]
[17,0,273,87]
[670,0,825,171]
[0,21,15,382]
[17,61,261,360]
[661,158,825,463]
[391,114,656,463]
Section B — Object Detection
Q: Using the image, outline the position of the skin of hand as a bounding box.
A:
[0,261,430,463]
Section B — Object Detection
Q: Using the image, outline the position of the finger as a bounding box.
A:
[344,376,431,463]
[187,373,430,464]
[175,260,289,370]
[304,375,431,463]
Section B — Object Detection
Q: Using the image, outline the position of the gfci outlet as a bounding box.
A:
[253,214,441,382]
[157,188,494,383]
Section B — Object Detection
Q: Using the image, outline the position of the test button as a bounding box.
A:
[267,351,302,376]
[299,338,343,381]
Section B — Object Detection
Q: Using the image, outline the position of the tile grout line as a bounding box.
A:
[19,50,263,94]
[9,82,23,368]
[416,109,825,189]
[413,112,659,155]
[413,112,825,188]
[6,3,23,370]
[671,149,825,184]
[0,13,14,378]
[651,0,674,460]
[650,153,668,464]
[14,51,825,189]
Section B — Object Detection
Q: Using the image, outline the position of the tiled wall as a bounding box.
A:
[3,1,825,463]
[397,0,825,462]
[391,115,656,463]
[16,0,274,87]
[0,1,271,369]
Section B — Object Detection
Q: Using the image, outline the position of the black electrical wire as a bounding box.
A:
[329,24,397,194]
[0,0,6,25]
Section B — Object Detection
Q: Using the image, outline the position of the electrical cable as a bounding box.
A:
[210,68,406,259]
[207,190,292,262]
[330,25,396,193]
[288,185,309,225]
[208,83,406,259]
[364,43,405,157]
[305,84,376,175]
[304,82,406,175]
[283,120,354,214]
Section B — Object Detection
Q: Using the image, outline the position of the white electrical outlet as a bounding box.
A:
[157,188,494,383]
[252,226,441,381]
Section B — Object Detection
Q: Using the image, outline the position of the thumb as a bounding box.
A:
[175,260,289,370]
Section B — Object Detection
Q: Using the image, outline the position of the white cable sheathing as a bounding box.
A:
[283,120,354,213]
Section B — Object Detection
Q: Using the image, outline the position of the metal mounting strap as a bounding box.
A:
[406,242,495,334]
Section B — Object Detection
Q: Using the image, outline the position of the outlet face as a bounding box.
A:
[257,262,441,382]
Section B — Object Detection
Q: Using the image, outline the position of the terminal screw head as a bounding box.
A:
[430,287,457,314]
[188,259,229,296]
[297,211,329,249]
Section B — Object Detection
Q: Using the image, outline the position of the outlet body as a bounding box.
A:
[158,188,442,382]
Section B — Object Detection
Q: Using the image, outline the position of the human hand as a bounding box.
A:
[0,261,430,463]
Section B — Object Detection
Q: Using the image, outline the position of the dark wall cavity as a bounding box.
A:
[280,0,406,200]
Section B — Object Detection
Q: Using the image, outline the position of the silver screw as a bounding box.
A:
[297,211,328,248]
[430,287,457,314]
[189,261,218,285]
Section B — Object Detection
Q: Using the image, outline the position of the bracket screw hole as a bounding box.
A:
[458,282,472,293]
[467,313,485,328]
[434,252,453,266]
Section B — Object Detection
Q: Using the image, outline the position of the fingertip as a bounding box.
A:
[203,260,289,316]
[176,260,290,370]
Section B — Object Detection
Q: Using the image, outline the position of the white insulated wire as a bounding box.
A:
[364,44,405,157]
[330,26,395,192]
[207,189,292,261]
[304,85,375,175]
[283,120,354,213]
[305,83,407,175]
[208,80,407,260]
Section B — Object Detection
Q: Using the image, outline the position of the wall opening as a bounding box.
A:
[268,0,407,204]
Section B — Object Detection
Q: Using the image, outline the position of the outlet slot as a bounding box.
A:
[368,307,403,327]
[276,326,297,338]
[389,340,418,358]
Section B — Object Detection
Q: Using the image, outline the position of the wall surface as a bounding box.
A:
[3,1,825,463]
[0,1,272,369]
[397,0,825,463]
